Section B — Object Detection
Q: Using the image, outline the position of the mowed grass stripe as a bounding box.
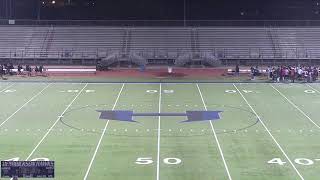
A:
[0,83,48,123]
[159,84,228,180]
[0,84,51,128]
[86,84,160,180]
[234,84,304,180]
[83,83,125,180]
[24,83,89,161]
[196,84,232,180]
[0,83,86,162]
[0,83,14,93]
[236,83,320,179]
[198,84,299,179]
[306,84,320,94]
[27,84,125,180]
[270,84,320,129]
[268,83,320,178]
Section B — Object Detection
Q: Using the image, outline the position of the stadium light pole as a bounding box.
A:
[4,0,8,19]
[183,0,186,27]
[9,0,13,19]
[37,0,41,20]
[5,0,12,19]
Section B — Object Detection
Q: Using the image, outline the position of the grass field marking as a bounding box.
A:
[233,83,305,180]
[306,84,320,94]
[24,83,88,161]
[0,83,14,93]
[196,84,233,180]
[83,83,125,180]
[156,83,162,180]
[0,83,51,129]
[270,84,320,129]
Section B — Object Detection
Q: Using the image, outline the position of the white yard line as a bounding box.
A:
[270,84,320,129]
[156,83,162,180]
[306,84,320,94]
[196,84,232,180]
[233,84,304,180]
[25,83,88,161]
[0,83,15,93]
[83,83,125,180]
[0,83,51,128]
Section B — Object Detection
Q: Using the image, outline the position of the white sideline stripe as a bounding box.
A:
[196,84,232,180]
[0,83,14,93]
[233,84,304,180]
[25,83,88,161]
[270,84,320,129]
[156,83,162,180]
[47,69,96,72]
[83,83,125,180]
[0,84,51,128]
[306,84,320,94]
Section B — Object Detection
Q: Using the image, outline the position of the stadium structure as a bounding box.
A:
[1,2,320,180]
[1,20,320,68]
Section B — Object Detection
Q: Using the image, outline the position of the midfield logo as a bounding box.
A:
[97,110,223,123]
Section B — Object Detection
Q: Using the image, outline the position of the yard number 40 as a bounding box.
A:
[268,158,315,166]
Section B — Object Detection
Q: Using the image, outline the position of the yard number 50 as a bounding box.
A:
[135,157,182,165]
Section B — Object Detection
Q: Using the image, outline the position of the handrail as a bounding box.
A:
[2,19,320,27]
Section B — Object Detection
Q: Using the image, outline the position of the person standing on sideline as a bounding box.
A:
[235,64,240,76]
[290,67,296,83]
[0,64,3,79]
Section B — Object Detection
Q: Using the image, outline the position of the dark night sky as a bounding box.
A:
[0,0,319,20]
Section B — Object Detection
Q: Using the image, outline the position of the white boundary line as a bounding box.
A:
[306,84,320,94]
[2,82,272,85]
[25,83,88,161]
[270,84,320,129]
[196,84,232,180]
[83,83,125,180]
[156,83,162,180]
[0,83,51,128]
[233,84,304,180]
[0,83,14,93]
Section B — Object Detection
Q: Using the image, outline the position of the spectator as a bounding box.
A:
[267,66,272,79]
[18,64,22,75]
[235,64,240,76]
[290,67,296,83]
[0,64,3,79]
[35,66,39,75]
[39,65,43,74]
[270,65,319,83]
[250,66,255,80]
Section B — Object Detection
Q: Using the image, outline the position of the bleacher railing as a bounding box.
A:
[0,48,312,60]
[2,19,320,27]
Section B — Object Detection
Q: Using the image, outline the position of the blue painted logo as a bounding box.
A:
[97,110,223,123]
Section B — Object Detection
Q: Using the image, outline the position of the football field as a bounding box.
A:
[0,82,320,180]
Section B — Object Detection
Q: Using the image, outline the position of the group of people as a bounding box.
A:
[0,64,14,76]
[0,64,45,78]
[266,66,319,83]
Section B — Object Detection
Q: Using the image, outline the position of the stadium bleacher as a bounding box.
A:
[1,25,320,65]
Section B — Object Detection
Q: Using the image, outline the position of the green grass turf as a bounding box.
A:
[0,82,320,180]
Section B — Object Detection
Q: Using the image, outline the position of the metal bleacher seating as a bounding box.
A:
[130,27,191,59]
[51,27,123,59]
[0,25,320,65]
[198,27,274,59]
[0,26,34,58]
